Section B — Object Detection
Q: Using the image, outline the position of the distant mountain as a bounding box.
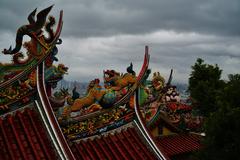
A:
[53,79,88,96]
[173,83,189,100]
[174,83,188,94]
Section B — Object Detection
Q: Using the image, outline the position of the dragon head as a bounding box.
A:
[88,78,100,88]
[57,64,68,75]
[103,70,120,84]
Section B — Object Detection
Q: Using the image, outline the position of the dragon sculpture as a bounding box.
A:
[0,6,65,114]
[103,69,136,91]
[61,64,137,117]
[45,63,68,81]
[62,79,105,117]
[0,5,62,82]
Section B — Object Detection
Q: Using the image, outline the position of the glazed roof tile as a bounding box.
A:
[0,107,59,160]
[71,127,157,160]
[157,133,202,157]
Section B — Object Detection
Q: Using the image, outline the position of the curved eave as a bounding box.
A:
[36,62,75,160]
[134,89,169,160]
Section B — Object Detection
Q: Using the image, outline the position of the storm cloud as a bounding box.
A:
[0,0,240,83]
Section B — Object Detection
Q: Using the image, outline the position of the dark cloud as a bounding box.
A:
[0,0,47,31]
[0,0,240,83]
[54,31,240,83]
[1,0,240,38]
[56,0,240,37]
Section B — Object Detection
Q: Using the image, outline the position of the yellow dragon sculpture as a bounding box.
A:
[103,69,136,91]
[62,79,105,116]
[62,68,137,117]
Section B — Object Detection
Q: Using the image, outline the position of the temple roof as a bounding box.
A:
[157,133,202,158]
[0,106,59,160]
[71,124,157,160]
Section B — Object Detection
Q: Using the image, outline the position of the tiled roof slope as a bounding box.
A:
[157,133,201,157]
[71,127,157,160]
[0,107,59,160]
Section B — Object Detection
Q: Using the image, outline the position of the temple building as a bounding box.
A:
[0,6,203,160]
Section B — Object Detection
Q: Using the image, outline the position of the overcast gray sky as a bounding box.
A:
[1,0,240,83]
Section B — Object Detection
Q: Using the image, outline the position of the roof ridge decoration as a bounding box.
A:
[58,48,150,141]
[73,121,134,142]
[2,5,53,55]
[0,6,64,115]
[0,5,63,89]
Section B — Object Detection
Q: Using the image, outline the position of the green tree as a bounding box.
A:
[219,74,240,108]
[198,74,240,160]
[188,58,225,116]
[200,107,240,160]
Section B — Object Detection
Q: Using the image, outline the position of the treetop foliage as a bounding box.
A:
[188,58,224,116]
[189,59,240,160]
